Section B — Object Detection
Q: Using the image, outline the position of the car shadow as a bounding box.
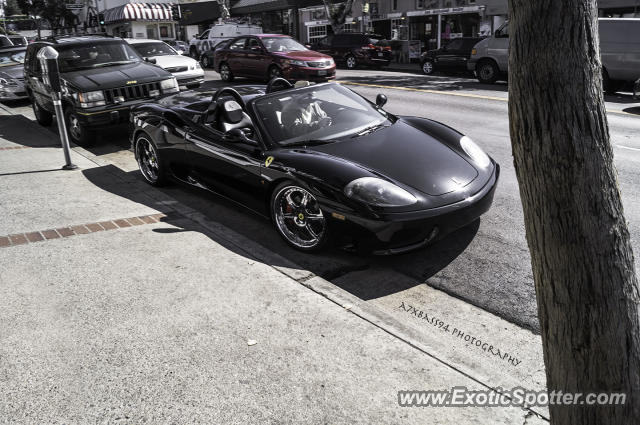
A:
[81,163,480,301]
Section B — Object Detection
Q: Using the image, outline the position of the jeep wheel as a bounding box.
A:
[65,107,94,147]
[32,101,53,126]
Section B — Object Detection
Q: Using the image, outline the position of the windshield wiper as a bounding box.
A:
[352,123,389,138]
[282,139,338,147]
[91,60,137,68]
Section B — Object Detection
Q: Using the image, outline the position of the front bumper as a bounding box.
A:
[74,97,161,128]
[328,164,500,255]
[173,69,205,87]
[284,65,336,82]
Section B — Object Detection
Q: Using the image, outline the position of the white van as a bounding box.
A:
[189,21,262,59]
[467,18,640,93]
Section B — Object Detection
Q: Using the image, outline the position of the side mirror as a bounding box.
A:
[304,44,311,49]
[376,93,387,108]
[144,57,157,64]
[223,128,259,146]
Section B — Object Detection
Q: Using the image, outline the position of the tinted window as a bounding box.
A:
[262,37,307,52]
[229,38,247,50]
[247,38,262,50]
[56,41,142,72]
[317,35,332,48]
[445,40,463,50]
[199,30,210,40]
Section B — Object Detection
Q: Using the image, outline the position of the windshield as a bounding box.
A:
[254,84,388,146]
[0,49,26,67]
[262,37,307,53]
[57,41,142,72]
[132,42,177,57]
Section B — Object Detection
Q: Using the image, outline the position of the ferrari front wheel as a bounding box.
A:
[271,183,329,252]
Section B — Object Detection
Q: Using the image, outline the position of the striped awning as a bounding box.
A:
[104,3,173,24]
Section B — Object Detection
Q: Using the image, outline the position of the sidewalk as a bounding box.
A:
[0,112,546,423]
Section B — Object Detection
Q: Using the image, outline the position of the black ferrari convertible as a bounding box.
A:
[130,79,499,254]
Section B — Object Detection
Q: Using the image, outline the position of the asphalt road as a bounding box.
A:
[6,67,640,333]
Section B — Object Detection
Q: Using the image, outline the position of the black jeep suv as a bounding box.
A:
[24,35,179,145]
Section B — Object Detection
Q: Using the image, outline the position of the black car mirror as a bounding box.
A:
[376,94,388,108]
[223,128,259,146]
[144,57,157,64]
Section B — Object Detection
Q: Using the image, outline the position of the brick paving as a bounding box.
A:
[0,213,173,248]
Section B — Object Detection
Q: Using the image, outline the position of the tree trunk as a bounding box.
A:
[508,1,640,423]
[322,0,354,34]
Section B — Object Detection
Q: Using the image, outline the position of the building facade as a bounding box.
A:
[97,0,178,40]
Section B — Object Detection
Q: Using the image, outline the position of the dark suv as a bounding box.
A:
[24,35,179,145]
[311,33,392,69]
[420,37,484,75]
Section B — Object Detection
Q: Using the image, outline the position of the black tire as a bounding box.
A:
[345,55,357,69]
[422,59,435,75]
[135,134,168,186]
[270,181,330,252]
[476,59,499,84]
[267,65,282,81]
[64,107,94,146]
[32,100,53,126]
[201,55,211,69]
[219,62,234,82]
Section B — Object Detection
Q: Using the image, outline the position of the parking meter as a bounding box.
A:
[36,46,77,170]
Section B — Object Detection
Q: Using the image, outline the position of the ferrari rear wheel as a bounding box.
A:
[271,183,329,251]
[136,134,167,186]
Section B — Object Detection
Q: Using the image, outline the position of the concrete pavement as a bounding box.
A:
[0,85,549,423]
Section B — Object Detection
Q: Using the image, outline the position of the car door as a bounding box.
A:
[184,120,266,213]
[436,39,464,69]
[244,37,270,78]
[226,37,249,76]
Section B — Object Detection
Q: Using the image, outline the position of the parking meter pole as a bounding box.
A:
[36,45,78,170]
[52,94,76,170]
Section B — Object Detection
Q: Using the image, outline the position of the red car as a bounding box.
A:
[214,34,336,83]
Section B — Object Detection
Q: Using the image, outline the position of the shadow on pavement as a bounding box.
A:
[339,74,509,94]
[82,163,479,301]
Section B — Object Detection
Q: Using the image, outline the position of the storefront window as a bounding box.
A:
[308,25,327,42]
[391,18,408,40]
[343,23,356,33]
[146,24,157,39]
[159,24,174,39]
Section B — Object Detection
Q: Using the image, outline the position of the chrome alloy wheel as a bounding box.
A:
[220,63,231,81]
[273,186,326,249]
[136,136,159,183]
[68,113,82,141]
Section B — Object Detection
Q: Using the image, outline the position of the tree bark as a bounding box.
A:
[322,0,354,34]
[508,1,640,423]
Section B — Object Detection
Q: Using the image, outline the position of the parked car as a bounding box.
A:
[130,80,498,253]
[8,35,28,46]
[165,40,189,55]
[468,18,640,92]
[199,38,231,69]
[420,37,484,75]
[311,33,392,69]
[214,35,335,83]
[127,38,204,89]
[0,46,27,101]
[25,35,178,146]
[0,35,13,48]
[189,21,262,59]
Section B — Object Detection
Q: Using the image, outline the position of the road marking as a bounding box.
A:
[339,80,640,117]
[615,144,640,151]
[0,213,176,248]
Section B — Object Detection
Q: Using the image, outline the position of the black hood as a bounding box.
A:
[308,120,478,196]
[0,64,24,80]
[62,61,172,91]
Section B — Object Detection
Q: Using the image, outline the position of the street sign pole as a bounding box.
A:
[37,46,78,171]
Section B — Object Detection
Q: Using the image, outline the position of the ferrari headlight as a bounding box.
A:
[77,90,105,108]
[344,177,417,207]
[160,77,179,93]
[460,136,491,168]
